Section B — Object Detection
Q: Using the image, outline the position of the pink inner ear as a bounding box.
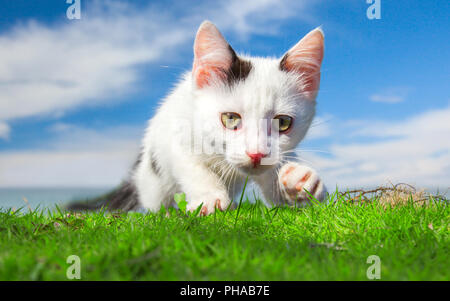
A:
[193,21,233,88]
[282,29,324,100]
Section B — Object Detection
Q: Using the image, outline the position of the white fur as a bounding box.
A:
[132,22,327,214]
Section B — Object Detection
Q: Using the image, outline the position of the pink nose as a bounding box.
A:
[246,152,267,167]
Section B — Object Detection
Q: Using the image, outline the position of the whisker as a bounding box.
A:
[281,149,331,155]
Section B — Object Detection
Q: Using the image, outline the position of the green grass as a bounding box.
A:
[0,192,448,281]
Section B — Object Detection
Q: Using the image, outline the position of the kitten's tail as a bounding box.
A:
[66,181,140,212]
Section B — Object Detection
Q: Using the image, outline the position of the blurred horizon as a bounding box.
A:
[1,185,449,210]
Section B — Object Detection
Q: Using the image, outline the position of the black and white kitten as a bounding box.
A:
[69,21,327,214]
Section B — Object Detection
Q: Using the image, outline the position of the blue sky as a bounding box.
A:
[0,0,449,189]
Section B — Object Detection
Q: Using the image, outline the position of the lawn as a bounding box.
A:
[0,189,448,281]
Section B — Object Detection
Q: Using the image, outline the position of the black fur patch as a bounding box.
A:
[150,151,162,177]
[66,181,139,212]
[226,45,252,85]
[133,152,143,170]
[105,181,140,211]
[279,53,289,72]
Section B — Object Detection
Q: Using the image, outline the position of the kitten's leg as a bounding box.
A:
[277,163,327,205]
[253,170,285,206]
[173,156,233,215]
[133,156,169,211]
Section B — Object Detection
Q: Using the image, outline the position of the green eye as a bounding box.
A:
[274,115,293,133]
[221,112,242,130]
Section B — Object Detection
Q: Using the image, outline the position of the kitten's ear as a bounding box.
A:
[192,21,235,88]
[280,27,324,100]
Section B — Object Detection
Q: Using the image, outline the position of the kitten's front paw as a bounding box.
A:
[279,163,327,204]
[186,191,231,216]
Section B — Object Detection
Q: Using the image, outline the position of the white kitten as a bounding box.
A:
[69,21,327,214]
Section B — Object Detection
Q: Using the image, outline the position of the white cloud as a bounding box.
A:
[369,87,410,103]
[0,150,136,188]
[304,115,333,140]
[370,94,405,103]
[0,124,142,188]
[0,6,186,123]
[200,0,314,37]
[0,122,10,140]
[304,105,450,190]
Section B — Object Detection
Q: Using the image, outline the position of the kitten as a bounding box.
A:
[68,21,327,214]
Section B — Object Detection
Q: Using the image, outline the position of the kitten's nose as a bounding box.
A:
[246,152,267,167]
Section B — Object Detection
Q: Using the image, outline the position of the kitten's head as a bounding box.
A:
[191,21,324,175]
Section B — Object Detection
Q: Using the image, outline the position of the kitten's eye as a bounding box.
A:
[274,115,293,133]
[221,112,242,130]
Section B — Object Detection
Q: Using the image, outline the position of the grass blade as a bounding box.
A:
[234,175,249,228]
